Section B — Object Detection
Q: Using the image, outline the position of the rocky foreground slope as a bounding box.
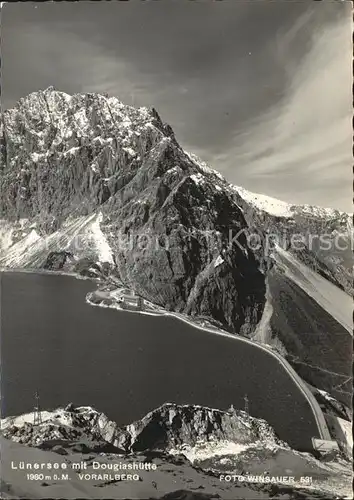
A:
[0,88,352,400]
[1,403,352,499]
[1,402,285,452]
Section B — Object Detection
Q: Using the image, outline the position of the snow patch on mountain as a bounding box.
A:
[335,418,352,455]
[122,146,137,157]
[2,88,160,184]
[1,404,121,450]
[190,173,205,185]
[234,186,295,217]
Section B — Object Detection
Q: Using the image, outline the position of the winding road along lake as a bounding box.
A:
[1,272,321,450]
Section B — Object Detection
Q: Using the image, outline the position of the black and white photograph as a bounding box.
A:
[0,1,352,499]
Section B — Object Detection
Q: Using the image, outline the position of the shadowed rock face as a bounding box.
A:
[0,88,266,334]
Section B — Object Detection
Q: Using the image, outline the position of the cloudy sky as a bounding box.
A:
[1,1,352,211]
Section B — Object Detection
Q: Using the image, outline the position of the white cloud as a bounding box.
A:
[222,16,352,211]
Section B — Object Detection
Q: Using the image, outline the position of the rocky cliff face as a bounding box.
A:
[233,192,352,405]
[0,87,266,334]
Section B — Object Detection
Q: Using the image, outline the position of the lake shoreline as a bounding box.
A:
[0,270,330,451]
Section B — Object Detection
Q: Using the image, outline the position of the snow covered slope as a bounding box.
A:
[271,245,352,334]
[1,403,352,500]
[0,88,352,399]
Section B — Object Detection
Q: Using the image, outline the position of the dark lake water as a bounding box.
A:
[0,272,321,450]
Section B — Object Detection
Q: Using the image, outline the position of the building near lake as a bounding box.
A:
[121,293,144,311]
